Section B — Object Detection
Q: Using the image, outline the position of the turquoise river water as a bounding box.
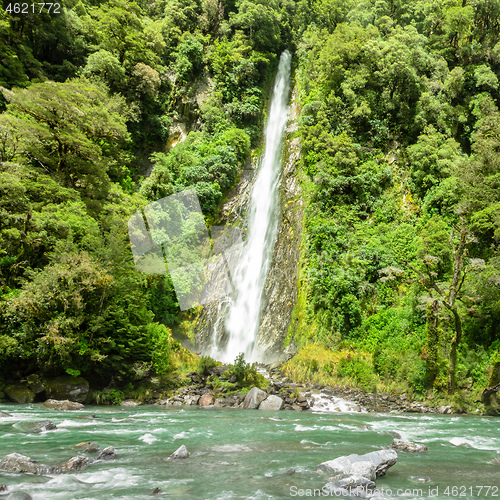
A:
[0,403,499,499]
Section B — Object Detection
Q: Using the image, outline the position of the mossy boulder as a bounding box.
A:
[45,376,89,403]
[25,374,46,395]
[4,384,35,404]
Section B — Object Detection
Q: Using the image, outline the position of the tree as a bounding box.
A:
[0,79,131,206]
[407,226,483,393]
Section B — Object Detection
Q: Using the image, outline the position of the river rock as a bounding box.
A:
[5,492,33,500]
[151,487,162,495]
[43,399,84,411]
[438,405,452,414]
[96,446,116,461]
[168,445,189,460]
[0,485,6,492]
[0,453,59,475]
[24,420,57,433]
[243,387,267,409]
[0,411,13,417]
[199,393,214,406]
[258,395,284,411]
[45,376,89,403]
[4,384,35,404]
[71,442,100,453]
[316,449,398,479]
[491,457,500,464]
[391,439,428,453]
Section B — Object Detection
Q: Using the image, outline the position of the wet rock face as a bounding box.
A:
[193,86,302,360]
[96,447,116,461]
[168,445,189,460]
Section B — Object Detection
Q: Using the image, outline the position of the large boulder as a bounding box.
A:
[4,384,35,404]
[242,387,267,409]
[199,393,215,406]
[0,453,59,475]
[45,376,89,403]
[168,445,189,460]
[43,399,84,411]
[316,449,398,479]
[258,395,284,411]
[391,439,428,453]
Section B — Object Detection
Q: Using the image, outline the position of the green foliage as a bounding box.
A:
[197,355,219,377]
[148,322,172,375]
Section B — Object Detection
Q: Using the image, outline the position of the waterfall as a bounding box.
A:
[219,50,292,363]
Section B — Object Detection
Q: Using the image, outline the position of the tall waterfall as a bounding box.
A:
[221,50,292,363]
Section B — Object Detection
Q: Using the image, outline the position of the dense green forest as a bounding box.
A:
[0,0,499,408]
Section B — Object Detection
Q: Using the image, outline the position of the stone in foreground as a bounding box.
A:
[391,439,428,453]
[43,399,85,411]
[96,446,116,461]
[168,445,189,460]
[23,420,57,434]
[323,475,376,499]
[258,395,284,411]
[242,387,267,409]
[315,449,398,479]
[5,491,33,500]
[0,453,59,475]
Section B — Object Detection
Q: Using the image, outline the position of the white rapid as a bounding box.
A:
[221,50,292,363]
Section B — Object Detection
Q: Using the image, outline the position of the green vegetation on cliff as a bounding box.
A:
[287,0,500,408]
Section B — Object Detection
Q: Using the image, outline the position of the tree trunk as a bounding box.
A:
[425,300,439,387]
[447,307,462,394]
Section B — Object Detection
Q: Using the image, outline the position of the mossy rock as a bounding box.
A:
[45,376,89,403]
[4,384,35,404]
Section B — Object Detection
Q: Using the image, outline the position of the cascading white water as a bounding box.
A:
[221,50,292,363]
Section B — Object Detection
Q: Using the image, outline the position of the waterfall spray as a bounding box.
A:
[221,50,292,363]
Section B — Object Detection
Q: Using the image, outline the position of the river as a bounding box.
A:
[0,403,498,499]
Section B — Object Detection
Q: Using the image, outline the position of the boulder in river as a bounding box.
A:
[61,456,89,472]
[23,420,57,433]
[43,399,84,411]
[199,393,215,406]
[242,387,267,409]
[258,395,284,411]
[168,445,189,460]
[316,449,398,479]
[4,384,35,404]
[96,446,116,461]
[0,453,59,475]
[45,376,89,403]
[0,411,13,417]
[391,439,428,453]
[0,484,6,492]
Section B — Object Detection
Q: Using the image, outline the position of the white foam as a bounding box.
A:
[138,433,157,444]
[211,444,251,452]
